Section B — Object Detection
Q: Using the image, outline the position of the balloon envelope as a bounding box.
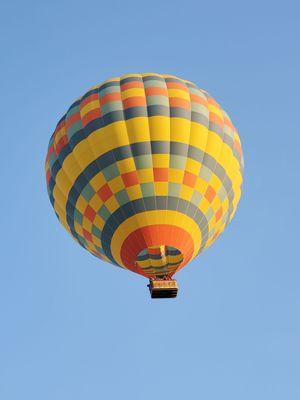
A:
[45,73,243,278]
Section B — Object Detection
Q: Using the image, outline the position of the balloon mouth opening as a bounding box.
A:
[135,245,183,278]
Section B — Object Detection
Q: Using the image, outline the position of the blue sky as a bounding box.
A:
[1,1,299,399]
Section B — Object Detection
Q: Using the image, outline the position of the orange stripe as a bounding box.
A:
[100,92,122,105]
[190,93,207,107]
[123,96,146,108]
[169,97,190,109]
[207,97,220,108]
[82,108,101,127]
[224,116,234,130]
[209,112,224,129]
[81,93,99,108]
[215,207,223,222]
[145,87,168,97]
[121,81,144,91]
[166,82,188,91]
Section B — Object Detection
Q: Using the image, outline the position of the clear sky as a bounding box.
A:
[0,1,299,399]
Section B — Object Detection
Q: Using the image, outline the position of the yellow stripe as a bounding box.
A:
[121,88,145,98]
[80,100,100,117]
[167,89,190,100]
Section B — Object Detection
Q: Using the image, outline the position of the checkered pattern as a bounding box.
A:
[45,73,243,278]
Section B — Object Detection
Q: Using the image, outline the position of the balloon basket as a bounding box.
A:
[147,278,178,299]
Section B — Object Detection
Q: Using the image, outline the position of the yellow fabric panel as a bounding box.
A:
[124,117,151,143]
[209,175,222,193]
[89,172,106,192]
[148,116,170,141]
[92,235,101,247]
[138,168,154,183]
[52,184,68,213]
[89,194,103,212]
[185,158,201,175]
[154,182,169,196]
[189,122,209,151]
[126,185,143,202]
[117,158,136,174]
[75,195,88,214]
[52,157,81,213]
[74,222,84,237]
[205,131,224,160]
[169,168,184,183]
[167,89,190,101]
[232,187,242,211]
[198,197,211,216]
[58,153,83,183]
[152,154,169,168]
[146,258,168,268]
[221,197,229,211]
[109,176,125,193]
[88,125,128,153]
[195,177,209,194]
[217,145,236,173]
[167,255,183,265]
[137,259,151,268]
[210,196,222,215]
[54,126,65,146]
[229,158,243,186]
[180,186,194,202]
[169,118,191,143]
[105,196,120,214]
[82,217,92,232]
[93,215,105,231]
[208,104,223,119]
[121,87,145,99]
[80,100,100,117]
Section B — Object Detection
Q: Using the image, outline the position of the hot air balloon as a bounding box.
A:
[45,73,243,298]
